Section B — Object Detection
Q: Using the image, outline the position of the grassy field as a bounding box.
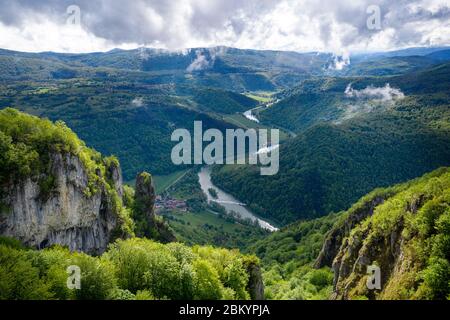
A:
[153,169,190,194]
[162,209,267,249]
[244,91,275,103]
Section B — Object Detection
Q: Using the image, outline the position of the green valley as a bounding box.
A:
[0,44,449,302]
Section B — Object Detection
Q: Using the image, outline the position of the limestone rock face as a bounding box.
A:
[330,219,405,299]
[134,172,176,243]
[135,172,156,220]
[312,177,442,300]
[0,152,122,254]
[246,262,265,300]
[313,194,394,299]
[314,196,386,269]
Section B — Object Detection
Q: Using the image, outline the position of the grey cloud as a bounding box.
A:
[0,0,448,51]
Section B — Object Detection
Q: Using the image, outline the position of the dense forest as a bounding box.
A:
[211,63,450,225]
[0,237,260,300]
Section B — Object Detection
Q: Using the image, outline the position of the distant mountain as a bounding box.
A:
[0,47,333,91]
[260,62,450,133]
[426,49,450,62]
[335,47,450,77]
[1,46,449,183]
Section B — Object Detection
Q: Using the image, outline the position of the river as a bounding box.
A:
[198,166,278,232]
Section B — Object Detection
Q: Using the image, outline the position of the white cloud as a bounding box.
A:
[0,0,448,53]
[0,20,114,53]
[336,83,405,123]
[132,97,145,107]
[345,83,405,102]
[186,47,226,72]
[186,50,210,72]
[330,52,351,70]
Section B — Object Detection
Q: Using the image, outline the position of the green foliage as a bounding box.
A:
[208,188,218,199]
[122,185,135,208]
[420,257,450,299]
[135,290,154,300]
[0,236,26,250]
[29,246,74,300]
[329,167,450,300]
[71,253,117,300]
[0,237,258,300]
[246,214,338,300]
[191,259,223,300]
[193,246,254,300]
[309,268,334,288]
[139,172,152,185]
[0,246,53,300]
[108,288,135,300]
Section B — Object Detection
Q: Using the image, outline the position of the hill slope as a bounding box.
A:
[211,64,450,225]
[316,167,450,300]
[247,167,450,300]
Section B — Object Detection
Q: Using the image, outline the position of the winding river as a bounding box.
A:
[198,166,278,232]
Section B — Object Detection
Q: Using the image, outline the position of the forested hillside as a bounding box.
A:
[212,63,450,225]
[318,167,450,300]
[245,167,450,300]
[0,237,262,300]
[259,62,450,133]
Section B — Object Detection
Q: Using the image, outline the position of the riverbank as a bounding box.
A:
[198,166,278,232]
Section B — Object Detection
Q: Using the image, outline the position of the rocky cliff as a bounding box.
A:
[133,172,176,243]
[0,108,132,254]
[245,260,265,300]
[314,168,450,300]
[0,152,126,255]
[314,194,388,269]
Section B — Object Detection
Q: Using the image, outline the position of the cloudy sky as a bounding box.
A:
[0,0,448,53]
